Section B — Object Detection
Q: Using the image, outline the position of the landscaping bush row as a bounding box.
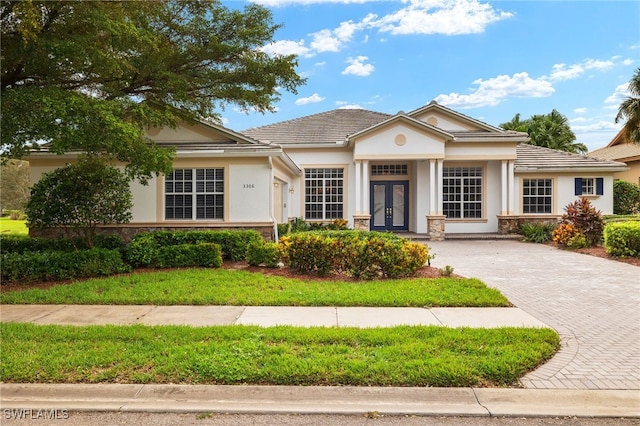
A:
[604,222,640,257]
[278,231,428,279]
[1,249,131,283]
[0,229,431,283]
[126,230,262,266]
[0,234,125,254]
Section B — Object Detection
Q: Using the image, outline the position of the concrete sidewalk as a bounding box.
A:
[1,384,638,418]
[0,304,548,328]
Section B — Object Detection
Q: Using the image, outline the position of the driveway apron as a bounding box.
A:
[427,240,640,390]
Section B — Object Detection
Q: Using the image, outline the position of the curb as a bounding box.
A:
[2,384,639,418]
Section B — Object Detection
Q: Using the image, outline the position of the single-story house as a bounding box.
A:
[588,129,640,185]
[27,101,628,240]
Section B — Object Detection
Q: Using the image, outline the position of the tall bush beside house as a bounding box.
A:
[613,180,640,215]
[604,222,640,257]
[555,197,604,247]
[25,156,133,248]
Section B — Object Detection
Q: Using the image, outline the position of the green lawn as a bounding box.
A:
[0,322,559,387]
[0,217,27,235]
[1,268,510,307]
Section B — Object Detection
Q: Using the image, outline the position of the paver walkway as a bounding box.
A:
[427,240,640,390]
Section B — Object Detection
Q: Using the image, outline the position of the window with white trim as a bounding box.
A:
[523,178,552,214]
[442,167,483,219]
[304,168,344,220]
[165,168,224,220]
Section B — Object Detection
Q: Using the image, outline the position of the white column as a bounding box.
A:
[354,160,361,214]
[508,160,515,214]
[362,160,370,214]
[436,159,444,215]
[501,160,508,215]
[429,159,436,215]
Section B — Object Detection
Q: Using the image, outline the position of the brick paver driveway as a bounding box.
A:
[427,240,640,390]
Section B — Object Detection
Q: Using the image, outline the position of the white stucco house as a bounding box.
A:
[27,101,628,240]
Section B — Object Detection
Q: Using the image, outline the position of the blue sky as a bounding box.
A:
[221,0,639,152]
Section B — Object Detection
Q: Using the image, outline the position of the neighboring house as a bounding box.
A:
[588,129,640,184]
[27,101,628,240]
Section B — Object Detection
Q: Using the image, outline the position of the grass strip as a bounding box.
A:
[0,323,559,387]
[1,269,509,307]
[0,218,27,235]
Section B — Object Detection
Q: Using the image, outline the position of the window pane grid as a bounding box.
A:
[442,167,482,219]
[523,179,552,214]
[581,178,594,195]
[304,168,344,220]
[166,168,224,220]
[371,164,408,176]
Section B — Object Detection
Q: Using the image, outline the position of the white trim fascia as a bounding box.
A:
[515,166,630,173]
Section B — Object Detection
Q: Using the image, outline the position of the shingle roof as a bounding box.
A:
[242,109,391,145]
[588,143,640,161]
[516,144,628,172]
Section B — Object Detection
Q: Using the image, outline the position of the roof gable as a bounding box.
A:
[408,100,503,132]
[148,120,260,146]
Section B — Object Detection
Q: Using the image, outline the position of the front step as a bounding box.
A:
[397,232,522,241]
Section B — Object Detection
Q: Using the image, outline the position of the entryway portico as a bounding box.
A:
[348,104,524,239]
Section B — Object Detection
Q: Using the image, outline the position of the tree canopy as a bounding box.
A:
[1,1,305,183]
[500,109,587,154]
[615,67,640,144]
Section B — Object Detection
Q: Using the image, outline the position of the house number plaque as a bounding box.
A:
[243,184,255,189]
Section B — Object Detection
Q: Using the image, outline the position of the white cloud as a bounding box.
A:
[367,0,513,36]
[573,107,588,114]
[259,0,512,59]
[547,57,615,81]
[295,93,325,105]
[261,40,313,58]
[605,83,629,104]
[342,56,375,76]
[622,58,635,66]
[572,120,620,133]
[337,103,363,109]
[435,72,554,108]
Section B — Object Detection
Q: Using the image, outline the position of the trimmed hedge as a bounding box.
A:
[126,230,262,267]
[155,243,223,268]
[246,241,280,268]
[604,222,640,258]
[0,234,125,254]
[1,249,131,283]
[279,230,428,279]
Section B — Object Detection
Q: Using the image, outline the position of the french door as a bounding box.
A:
[370,181,409,231]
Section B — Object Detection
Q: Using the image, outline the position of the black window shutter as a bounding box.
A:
[574,178,582,196]
[596,178,604,195]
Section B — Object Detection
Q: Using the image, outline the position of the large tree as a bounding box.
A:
[500,109,587,154]
[615,67,640,144]
[1,1,305,183]
[0,159,30,212]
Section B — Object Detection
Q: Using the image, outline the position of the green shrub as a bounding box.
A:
[0,234,125,254]
[613,180,640,215]
[125,230,263,266]
[278,231,428,279]
[520,222,555,243]
[246,241,280,268]
[566,233,588,249]
[604,222,640,257]
[155,243,222,268]
[1,249,131,283]
[560,197,604,247]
